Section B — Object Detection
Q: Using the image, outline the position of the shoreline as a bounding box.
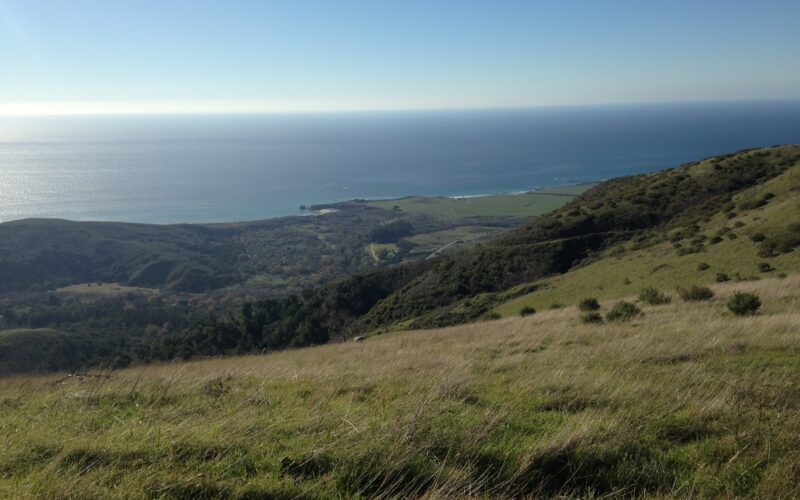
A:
[0,181,599,226]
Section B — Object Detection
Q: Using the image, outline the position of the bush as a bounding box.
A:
[580,312,603,324]
[727,292,761,316]
[757,262,774,273]
[678,285,714,302]
[750,232,766,242]
[605,301,643,322]
[519,306,537,317]
[578,298,601,311]
[638,287,670,305]
[697,262,710,271]
[715,272,730,283]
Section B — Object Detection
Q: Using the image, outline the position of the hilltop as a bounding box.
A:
[2,275,799,497]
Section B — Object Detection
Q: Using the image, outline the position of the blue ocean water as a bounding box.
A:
[0,100,799,224]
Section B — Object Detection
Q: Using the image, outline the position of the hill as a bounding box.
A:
[352,145,800,331]
[0,190,580,296]
[2,275,799,497]
[3,145,796,373]
[177,145,798,362]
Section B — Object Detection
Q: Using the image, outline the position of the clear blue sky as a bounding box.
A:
[1,0,798,114]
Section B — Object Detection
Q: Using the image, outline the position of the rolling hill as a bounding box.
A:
[2,274,799,497]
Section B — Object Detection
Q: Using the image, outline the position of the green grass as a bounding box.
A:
[367,186,593,220]
[2,275,800,497]
[495,163,800,316]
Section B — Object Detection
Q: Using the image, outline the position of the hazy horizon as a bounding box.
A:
[2,0,799,116]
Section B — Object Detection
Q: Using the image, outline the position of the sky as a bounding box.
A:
[1,0,799,115]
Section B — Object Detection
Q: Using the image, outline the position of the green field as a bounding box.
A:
[367,186,593,219]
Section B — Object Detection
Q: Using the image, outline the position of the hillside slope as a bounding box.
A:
[351,145,800,331]
[2,275,799,497]
[497,159,800,315]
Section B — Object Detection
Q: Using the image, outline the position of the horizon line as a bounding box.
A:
[1,96,799,117]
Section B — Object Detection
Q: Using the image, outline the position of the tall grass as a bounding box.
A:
[1,275,800,498]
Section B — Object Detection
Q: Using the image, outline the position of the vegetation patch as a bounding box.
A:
[638,286,671,305]
[678,285,715,302]
[727,291,762,316]
[605,301,643,322]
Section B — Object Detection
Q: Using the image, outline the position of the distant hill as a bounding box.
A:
[0,191,576,296]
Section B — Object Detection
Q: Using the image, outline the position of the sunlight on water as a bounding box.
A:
[1,101,799,224]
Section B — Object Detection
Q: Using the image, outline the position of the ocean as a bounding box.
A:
[1,100,799,224]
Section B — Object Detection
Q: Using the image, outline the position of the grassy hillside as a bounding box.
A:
[351,145,800,332]
[495,157,800,315]
[2,275,799,498]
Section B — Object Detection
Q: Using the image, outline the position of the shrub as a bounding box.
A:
[519,306,537,317]
[678,285,714,302]
[715,272,730,283]
[580,312,603,324]
[750,232,766,242]
[578,298,601,311]
[727,292,761,316]
[605,301,643,322]
[638,287,670,305]
[697,262,710,271]
[757,262,774,273]
[709,236,723,244]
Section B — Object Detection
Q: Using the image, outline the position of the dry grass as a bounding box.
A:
[2,275,800,498]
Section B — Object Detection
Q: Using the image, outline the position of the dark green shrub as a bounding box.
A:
[715,272,730,283]
[750,232,766,242]
[605,301,643,322]
[757,262,774,273]
[580,312,603,324]
[678,285,714,302]
[638,286,670,305]
[578,298,601,312]
[549,303,563,310]
[697,262,710,271]
[709,236,723,244]
[519,306,537,317]
[727,292,761,316]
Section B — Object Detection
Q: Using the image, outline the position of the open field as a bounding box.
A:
[2,275,799,498]
[366,186,593,220]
